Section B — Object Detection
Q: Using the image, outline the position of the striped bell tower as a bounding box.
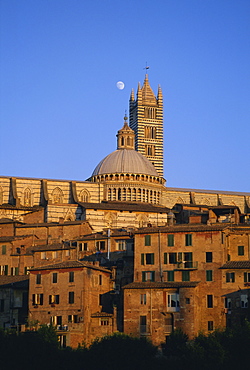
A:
[129,74,164,178]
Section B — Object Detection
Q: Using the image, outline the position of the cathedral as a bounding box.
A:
[1,75,250,347]
[0,74,249,229]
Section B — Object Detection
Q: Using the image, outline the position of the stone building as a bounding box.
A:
[123,215,250,345]
[29,260,115,348]
[0,275,29,330]
[0,74,249,347]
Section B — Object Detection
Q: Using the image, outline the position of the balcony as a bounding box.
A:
[175,261,198,270]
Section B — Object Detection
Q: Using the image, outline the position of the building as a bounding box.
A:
[0,74,250,346]
[29,260,115,347]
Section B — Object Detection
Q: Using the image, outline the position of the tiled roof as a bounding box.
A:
[219,261,250,269]
[123,281,199,289]
[29,260,111,274]
[0,275,29,288]
[29,243,74,252]
[78,201,169,213]
[134,224,229,234]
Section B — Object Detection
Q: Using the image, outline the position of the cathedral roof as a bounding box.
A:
[141,74,157,104]
[92,148,159,177]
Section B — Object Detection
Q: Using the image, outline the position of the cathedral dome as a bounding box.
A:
[92,148,159,177]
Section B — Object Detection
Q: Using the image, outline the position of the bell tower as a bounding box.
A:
[129,74,164,177]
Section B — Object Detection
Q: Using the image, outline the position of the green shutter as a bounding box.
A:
[167,271,174,282]
[185,234,192,246]
[244,272,247,282]
[145,235,151,246]
[141,254,145,265]
[206,270,213,281]
[164,253,168,264]
[182,270,190,282]
[151,253,154,264]
[2,245,6,255]
[142,272,146,282]
[168,234,174,247]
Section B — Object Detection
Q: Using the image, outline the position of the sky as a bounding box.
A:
[0,0,250,193]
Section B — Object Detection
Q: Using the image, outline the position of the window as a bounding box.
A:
[140,315,147,333]
[168,293,180,308]
[167,271,174,282]
[99,275,102,285]
[206,252,213,263]
[84,243,88,251]
[10,267,19,276]
[96,241,105,251]
[206,270,213,282]
[32,294,43,305]
[140,294,146,304]
[182,270,190,281]
[51,315,62,326]
[69,292,74,304]
[144,235,151,246]
[142,271,155,282]
[101,319,109,326]
[244,272,250,283]
[186,298,190,304]
[0,265,8,275]
[2,245,6,255]
[65,249,70,257]
[52,251,58,259]
[221,233,225,244]
[69,271,74,283]
[52,273,58,283]
[241,294,248,308]
[167,234,174,247]
[207,295,213,308]
[41,252,46,260]
[169,253,177,264]
[49,295,60,304]
[36,274,41,284]
[0,299,4,312]
[184,252,193,268]
[141,253,154,265]
[117,240,126,251]
[208,321,214,331]
[226,272,235,283]
[68,315,78,323]
[238,245,244,256]
[185,234,192,246]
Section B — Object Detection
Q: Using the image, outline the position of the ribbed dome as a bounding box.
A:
[92,149,159,177]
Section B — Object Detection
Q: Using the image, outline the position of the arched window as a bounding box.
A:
[24,188,32,206]
[118,188,121,201]
[52,187,63,204]
[80,190,90,203]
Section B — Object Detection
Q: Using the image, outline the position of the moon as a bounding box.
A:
[116,81,125,90]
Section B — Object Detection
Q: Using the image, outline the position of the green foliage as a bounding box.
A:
[87,333,159,370]
[37,324,59,349]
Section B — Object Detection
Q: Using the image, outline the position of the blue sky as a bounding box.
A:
[0,0,250,192]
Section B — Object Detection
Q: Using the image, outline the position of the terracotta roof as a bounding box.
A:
[123,281,199,289]
[78,201,169,213]
[29,243,74,252]
[0,275,29,288]
[134,224,229,234]
[29,260,111,274]
[219,261,250,269]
